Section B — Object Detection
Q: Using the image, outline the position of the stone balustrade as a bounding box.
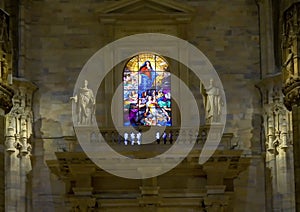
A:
[59,126,235,153]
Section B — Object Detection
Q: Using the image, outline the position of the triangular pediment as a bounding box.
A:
[98,0,195,22]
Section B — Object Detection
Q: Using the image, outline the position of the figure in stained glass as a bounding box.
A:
[123,53,172,127]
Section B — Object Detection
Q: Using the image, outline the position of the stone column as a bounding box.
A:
[257,74,294,211]
[256,0,276,77]
[0,108,6,211]
[5,78,36,212]
[281,3,300,211]
[101,18,115,129]
[0,7,14,212]
[283,84,300,210]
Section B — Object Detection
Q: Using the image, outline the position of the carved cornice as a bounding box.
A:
[0,83,13,114]
[97,0,195,24]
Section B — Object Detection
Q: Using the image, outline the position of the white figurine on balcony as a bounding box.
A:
[124,132,128,146]
[130,132,135,145]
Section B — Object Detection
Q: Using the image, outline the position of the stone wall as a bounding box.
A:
[22,0,266,211]
[181,2,265,210]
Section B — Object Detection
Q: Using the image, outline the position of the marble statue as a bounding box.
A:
[202,79,222,123]
[71,80,95,125]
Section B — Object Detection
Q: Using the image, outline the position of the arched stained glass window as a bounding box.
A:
[123,53,171,126]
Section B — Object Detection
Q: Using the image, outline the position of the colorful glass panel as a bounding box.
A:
[123,53,171,126]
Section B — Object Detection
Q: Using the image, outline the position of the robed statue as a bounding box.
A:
[71,80,95,125]
[201,79,223,124]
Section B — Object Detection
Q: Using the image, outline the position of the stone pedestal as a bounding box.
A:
[0,85,13,212]
[257,74,295,211]
[4,78,36,212]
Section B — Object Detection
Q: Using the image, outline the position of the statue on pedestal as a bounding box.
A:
[71,80,95,125]
[202,79,223,124]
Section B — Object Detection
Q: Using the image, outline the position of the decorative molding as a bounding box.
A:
[257,74,292,153]
[96,0,195,40]
[258,73,295,211]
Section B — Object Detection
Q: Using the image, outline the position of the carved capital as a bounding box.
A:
[0,84,13,114]
[283,76,300,110]
[283,86,300,111]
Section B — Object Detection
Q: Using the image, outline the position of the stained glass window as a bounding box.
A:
[123,53,171,126]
